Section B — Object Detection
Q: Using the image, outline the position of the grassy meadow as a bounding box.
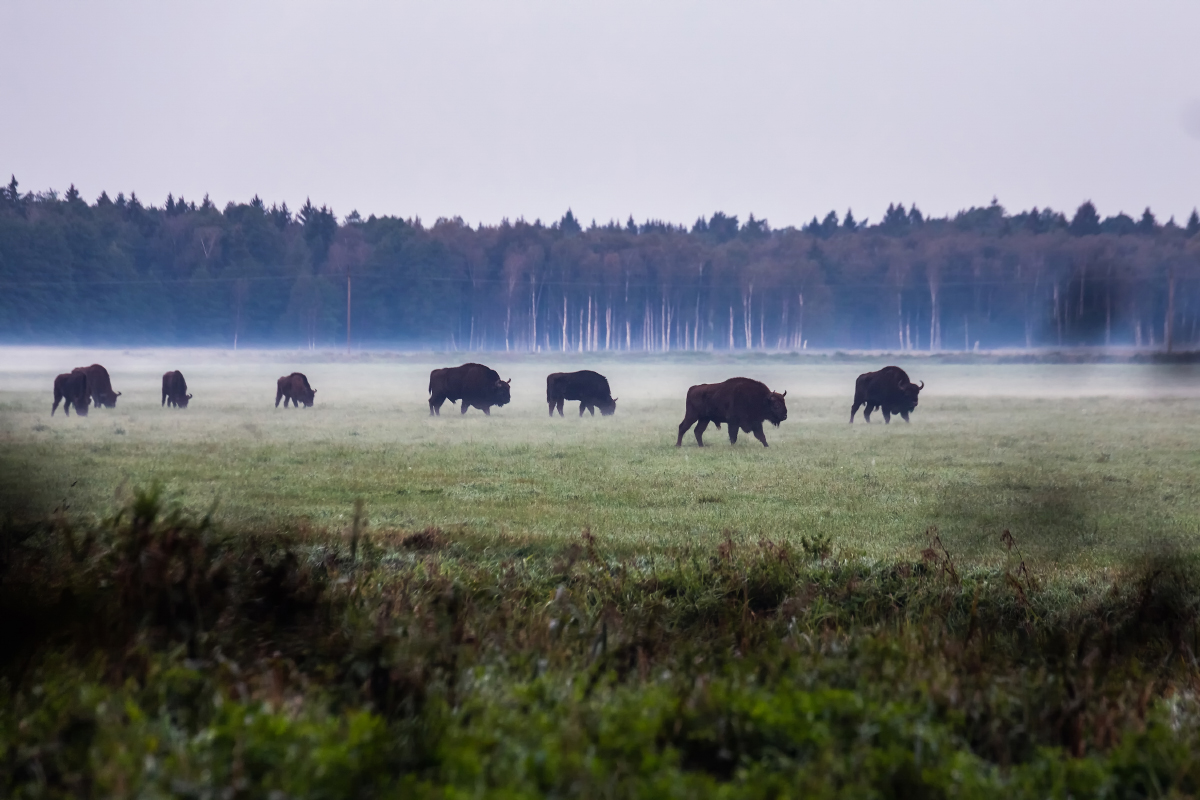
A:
[7,347,1200,796]
[2,347,1200,567]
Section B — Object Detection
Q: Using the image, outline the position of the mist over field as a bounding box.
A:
[5,345,1199,563]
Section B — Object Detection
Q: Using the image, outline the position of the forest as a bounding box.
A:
[2,175,1199,351]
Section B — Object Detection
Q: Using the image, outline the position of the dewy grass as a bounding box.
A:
[2,354,1200,570]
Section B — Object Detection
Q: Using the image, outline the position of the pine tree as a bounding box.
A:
[559,209,582,234]
[842,209,855,230]
[1138,207,1157,234]
[1069,201,1101,236]
[1187,209,1200,237]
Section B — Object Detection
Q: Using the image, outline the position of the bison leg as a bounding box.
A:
[52,392,61,416]
[275,389,283,408]
[676,415,698,447]
[548,401,555,417]
[862,404,873,423]
[882,409,891,424]
[556,399,565,416]
[429,395,445,416]
[850,400,862,423]
[728,425,739,445]
[482,406,491,416]
[751,423,769,447]
[901,410,911,423]
[694,419,711,447]
[461,402,470,415]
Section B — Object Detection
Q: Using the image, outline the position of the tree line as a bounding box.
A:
[2,175,1199,351]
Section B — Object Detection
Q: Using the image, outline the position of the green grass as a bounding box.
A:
[3,351,1200,570]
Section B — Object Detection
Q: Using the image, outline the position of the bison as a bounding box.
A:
[429,363,511,416]
[547,370,617,417]
[52,371,90,417]
[676,377,787,447]
[73,364,120,408]
[276,372,316,408]
[162,370,192,408]
[850,365,924,424]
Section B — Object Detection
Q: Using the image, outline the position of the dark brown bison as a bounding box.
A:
[676,377,787,447]
[429,363,512,416]
[52,371,90,417]
[276,373,316,408]
[850,365,924,424]
[162,370,192,408]
[547,370,617,417]
[73,364,120,408]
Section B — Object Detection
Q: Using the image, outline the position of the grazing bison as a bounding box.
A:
[162,370,192,408]
[429,363,512,416]
[850,365,924,424]
[547,370,617,417]
[676,377,788,447]
[52,371,90,417]
[73,364,120,408]
[276,373,316,408]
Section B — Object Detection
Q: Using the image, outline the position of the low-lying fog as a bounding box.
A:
[3,347,1199,413]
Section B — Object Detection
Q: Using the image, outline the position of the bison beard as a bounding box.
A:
[276,373,316,408]
[429,363,512,416]
[850,365,924,424]
[676,377,787,447]
[52,371,90,417]
[546,370,617,417]
[162,370,192,408]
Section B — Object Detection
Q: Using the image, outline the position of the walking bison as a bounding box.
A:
[162,370,192,408]
[850,366,924,424]
[429,363,511,416]
[547,370,617,417]
[276,373,316,408]
[73,364,120,408]
[52,371,90,417]
[676,377,787,447]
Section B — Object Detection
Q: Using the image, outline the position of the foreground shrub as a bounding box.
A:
[3,490,1200,797]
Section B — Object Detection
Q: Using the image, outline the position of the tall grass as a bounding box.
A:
[4,488,1200,797]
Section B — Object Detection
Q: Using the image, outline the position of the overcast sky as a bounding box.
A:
[3,2,1199,228]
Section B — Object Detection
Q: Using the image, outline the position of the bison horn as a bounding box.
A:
[780,390,787,398]
[117,391,123,396]
[506,378,512,385]
[917,380,925,390]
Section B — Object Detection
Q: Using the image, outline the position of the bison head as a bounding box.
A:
[101,391,121,408]
[297,387,316,407]
[178,393,193,409]
[767,390,788,426]
[599,397,618,416]
[896,376,924,412]
[492,378,512,407]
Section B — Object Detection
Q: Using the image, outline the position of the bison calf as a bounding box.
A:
[850,366,924,424]
[276,373,316,408]
[162,370,192,408]
[52,371,90,417]
[547,370,617,417]
[429,363,512,416]
[676,377,787,447]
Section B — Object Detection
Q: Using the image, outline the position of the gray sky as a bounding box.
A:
[3,1,1199,227]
